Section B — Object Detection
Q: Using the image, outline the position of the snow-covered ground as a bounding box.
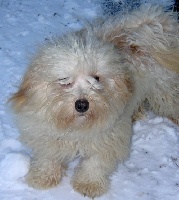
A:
[0,0,179,199]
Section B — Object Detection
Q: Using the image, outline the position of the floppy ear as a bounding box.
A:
[99,4,179,73]
[9,75,31,111]
[10,71,49,112]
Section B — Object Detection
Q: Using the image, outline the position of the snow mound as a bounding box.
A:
[0,153,30,181]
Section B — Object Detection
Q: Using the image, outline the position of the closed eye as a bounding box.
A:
[59,78,67,80]
[57,77,73,88]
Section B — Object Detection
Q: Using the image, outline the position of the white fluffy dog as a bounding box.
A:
[11,4,179,198]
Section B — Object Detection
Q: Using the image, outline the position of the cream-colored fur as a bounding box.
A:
[11,4,179,198]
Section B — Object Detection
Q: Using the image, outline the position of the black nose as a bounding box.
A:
[75,99,89,113]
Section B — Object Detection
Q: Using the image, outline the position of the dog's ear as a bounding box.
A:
[9,76,30,111]
[10,72,48,112]
[100,5,179,73]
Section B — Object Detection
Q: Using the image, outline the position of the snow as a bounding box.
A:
[0,0,179,199]
[0,152,30,181]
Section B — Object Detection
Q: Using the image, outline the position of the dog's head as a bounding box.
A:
[11,31,133,132]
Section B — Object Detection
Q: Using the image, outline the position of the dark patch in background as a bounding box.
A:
[101,0,178,16]
[174,0,179,11]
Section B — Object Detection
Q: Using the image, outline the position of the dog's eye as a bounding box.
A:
[93,76,100,82]
[57,78,73,88]
[59,78,68,81]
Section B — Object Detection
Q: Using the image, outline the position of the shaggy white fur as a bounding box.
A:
[11,4,179,198]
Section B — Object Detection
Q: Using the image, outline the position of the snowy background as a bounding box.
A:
[0,0,179,199]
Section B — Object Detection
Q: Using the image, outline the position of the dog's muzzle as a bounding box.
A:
[75,99,89,113]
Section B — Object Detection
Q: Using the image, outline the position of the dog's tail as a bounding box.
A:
[99,4,179,74]
[153,48,179,73]
[124,4,179,74]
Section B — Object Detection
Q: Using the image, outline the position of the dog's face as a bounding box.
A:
[12,32,133,132]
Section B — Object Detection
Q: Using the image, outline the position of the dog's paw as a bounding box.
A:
[26,163,66,189]
[73,178,109,198]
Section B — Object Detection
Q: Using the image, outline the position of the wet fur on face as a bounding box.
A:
[10,4,179,198]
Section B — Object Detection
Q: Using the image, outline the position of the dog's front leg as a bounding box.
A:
[72,119,132,198]
[24,138,77,190]
[72,154,116,198]
[26,156,66,189]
